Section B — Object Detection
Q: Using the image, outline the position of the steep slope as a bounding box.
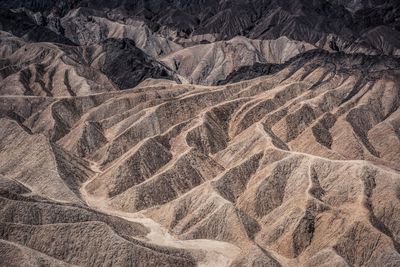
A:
[0,175,197,266]
[1,0,399,55]
[0,8,76,45]
[60,7,183,57]
[0,33,179,96]
[160,36,315,85]
[1,1,400,266]
[1,50,399,266]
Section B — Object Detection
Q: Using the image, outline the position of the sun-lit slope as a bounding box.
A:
[0,32,179,96]
[1,1,399,266]
[0,174,198,266]
[2,50,399,266]
[160,36,315,85]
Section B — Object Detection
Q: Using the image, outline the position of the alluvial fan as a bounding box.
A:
[0,0,400,266]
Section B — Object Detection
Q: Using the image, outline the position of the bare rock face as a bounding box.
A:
[160,36,315,85]
[2,0,399,55]
[1,46,400,265]
[1,1,400,266]
[0,8,75,45]
[0,33,179,96]
[99,38,180,89]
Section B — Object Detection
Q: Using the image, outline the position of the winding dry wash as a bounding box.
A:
[1,0,400,266]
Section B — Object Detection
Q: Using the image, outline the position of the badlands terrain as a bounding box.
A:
[0,0,400,266]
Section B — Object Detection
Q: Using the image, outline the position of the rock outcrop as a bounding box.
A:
[1,1,400,266]
[1,48,399,265]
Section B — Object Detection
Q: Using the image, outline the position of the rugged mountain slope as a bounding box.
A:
[1,0,399,55]
[1,0,399,92]
[1,0,400,266]
[0,8,75,45]
[160,36,315,85]
[1,49,399,266]
[0,170,197,266]
[0,32,179,96]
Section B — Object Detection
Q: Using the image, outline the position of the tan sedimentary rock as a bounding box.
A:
[161,36,315,85]
[1,47,399,266]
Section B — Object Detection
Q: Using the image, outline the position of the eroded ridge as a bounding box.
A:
[1,50,399,266]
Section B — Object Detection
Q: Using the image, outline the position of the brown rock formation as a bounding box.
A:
[1,48,399,266]
[1,1,400,265]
